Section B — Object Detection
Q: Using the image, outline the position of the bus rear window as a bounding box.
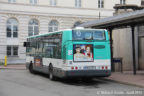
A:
[72,30,105,40]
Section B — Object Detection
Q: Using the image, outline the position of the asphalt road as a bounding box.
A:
[0,70,143,96]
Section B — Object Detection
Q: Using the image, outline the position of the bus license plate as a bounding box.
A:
[83,66,96,70]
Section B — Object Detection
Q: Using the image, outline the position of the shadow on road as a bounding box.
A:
[59,78,108,88]
[34,72,108,88]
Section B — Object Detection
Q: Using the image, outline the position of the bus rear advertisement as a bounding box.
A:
[24,29,111,80]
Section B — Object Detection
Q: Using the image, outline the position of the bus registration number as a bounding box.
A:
[83,66,96,70]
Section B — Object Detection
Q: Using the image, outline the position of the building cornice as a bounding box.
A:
[0,9,108,19]
[0,2,114,11]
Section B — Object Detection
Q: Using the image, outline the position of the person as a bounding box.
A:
[84,45,93,60]
[74,46,85,61]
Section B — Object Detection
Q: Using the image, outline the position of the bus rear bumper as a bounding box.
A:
[61,70,111,78]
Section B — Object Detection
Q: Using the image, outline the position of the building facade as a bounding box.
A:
[0,0,141,64]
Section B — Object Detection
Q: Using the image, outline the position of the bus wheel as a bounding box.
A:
[49,65,56,81]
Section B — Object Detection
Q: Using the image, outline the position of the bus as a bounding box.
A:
[24,29,111,80]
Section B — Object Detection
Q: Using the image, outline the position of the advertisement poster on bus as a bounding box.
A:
[34,57,42,67]
[73,44,93,62]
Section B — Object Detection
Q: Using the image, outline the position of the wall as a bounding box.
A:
[113,28,134,71]
[126,0,141,6]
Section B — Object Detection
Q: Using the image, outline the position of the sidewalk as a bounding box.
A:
[104,71,144,88]
[0,64,26,70]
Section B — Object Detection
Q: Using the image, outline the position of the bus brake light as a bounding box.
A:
[71,67,74,70]
[105,66,108,70]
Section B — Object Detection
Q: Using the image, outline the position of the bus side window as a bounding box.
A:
[31,41,36,56]
[41,33,62,59]
[23,42,30,47]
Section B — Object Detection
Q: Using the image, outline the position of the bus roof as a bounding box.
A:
[27,29,71,39]
[27,29,106,39]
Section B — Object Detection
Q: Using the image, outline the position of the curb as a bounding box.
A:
[0,67,26,70]
[0,68,26,70]
[102,78,144,88]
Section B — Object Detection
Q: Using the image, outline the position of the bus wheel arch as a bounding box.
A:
[29,61,33,73]
[30,61,33,65]
[29,61,36,74]
[49,63,52,68]
[48,63,56,80]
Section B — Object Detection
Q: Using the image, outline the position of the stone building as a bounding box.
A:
[0,0,141,64]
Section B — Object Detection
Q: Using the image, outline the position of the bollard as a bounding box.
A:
[4,56,7,66]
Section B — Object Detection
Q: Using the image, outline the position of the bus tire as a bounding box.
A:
[49,65,56,81]
[29,62,36,74]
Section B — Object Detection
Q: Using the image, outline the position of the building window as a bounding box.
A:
[50,0,56,6]
[75,0,81,8]
[142,1,144,5]
[98,0,104,8]
[48,20,59,32]
[30,0,37,5]
[120,0,126,5]
[7,18,18,38]
[28,19,39,36]
[8,0,16,3]
[7,46,18,56]
[73,21,82,28]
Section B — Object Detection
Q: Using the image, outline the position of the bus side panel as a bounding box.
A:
[42,58,65,77]
[43,58,63,68]
[61,30,72,60]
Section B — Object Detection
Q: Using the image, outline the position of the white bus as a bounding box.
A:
[24,29,111,80]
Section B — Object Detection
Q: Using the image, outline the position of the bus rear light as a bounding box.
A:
[71,67,74,70]
[75,67,78,70]
[105,66,108,70]
[102,66,104,70]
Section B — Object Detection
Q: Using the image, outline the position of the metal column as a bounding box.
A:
[109,29,114,72]
[131,26,136,75]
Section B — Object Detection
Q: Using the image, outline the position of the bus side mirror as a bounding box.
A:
[23,42,30,47]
